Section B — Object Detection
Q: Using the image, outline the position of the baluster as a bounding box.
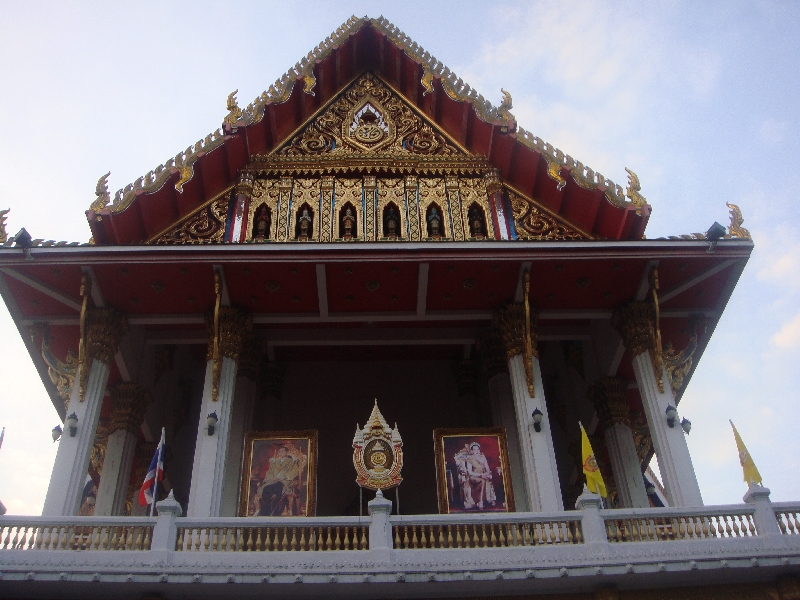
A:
[394,526,401,548]
[36,526,47,550]
[289,527,296,551]
[724,515,734,538]
[299,527,306,551]
[265,527,274,551]
[790,512,800,534]
[693,517,702,538]
[558,522,566,544]
[192,529,200,552]
[700,517,709,539]
[455,524,463,548]
[89,526,100,550]
[489,523,497,547]
[135,527,144,550]
[235,527,242,551]
[16,527,28,550]
[465,524,474,548]
[210,527,218,551]
[732,515,742,537]
[778,515,789,535]
[747,515,756,536]
[203,528,210,552]
[428,525,435,549]
[677,517,686,539]
[126,526,136,550]
[361,526,368,550]
[523,523,531,546]
[334,526,341,550]
[278,527,286,551]
[9,526,20,550]
[573,521,583,544]
[534,522,543,545]
[310,527,317,551]
[411,525,419,548]
[437,525,445,548]
[418,525,427,548]
[143,527,151,551]
[565,522,573,544]
[326,527,333,550]
[344,527,352,550]
[498,523,507,547]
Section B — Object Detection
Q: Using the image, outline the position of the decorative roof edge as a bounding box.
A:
[89,15,647,220]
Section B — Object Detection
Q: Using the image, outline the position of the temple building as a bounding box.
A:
[0,14,798,600]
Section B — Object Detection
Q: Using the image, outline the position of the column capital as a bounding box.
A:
[494,303,539,359]
[237,333,263,382]
[477,328,507,379]
[108,383,151,435]
[611,301,655,357]
[588,377,631,429]
[84,308,129,365]
[205,306,252,364]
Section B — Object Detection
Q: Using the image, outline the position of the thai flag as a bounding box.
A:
[138,428,165,507]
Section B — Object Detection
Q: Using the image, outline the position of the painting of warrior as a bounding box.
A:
[433,428,515,514]
[239,430,318,517]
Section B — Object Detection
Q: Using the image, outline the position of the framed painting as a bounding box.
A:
[433,427,515,514]
[238,430,318,517]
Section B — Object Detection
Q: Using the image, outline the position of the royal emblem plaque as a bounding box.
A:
[352,401,403,490]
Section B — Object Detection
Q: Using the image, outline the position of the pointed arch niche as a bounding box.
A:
[334,178,362,241]
[338,201,359,240]
[424,202,446,240]
[293,202,315,241]
[245,179,280,242]
[466,201,488,240]
[377,178,406,240]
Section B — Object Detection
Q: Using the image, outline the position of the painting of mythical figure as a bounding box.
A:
[433,428,515,514]
[239,431,317,517]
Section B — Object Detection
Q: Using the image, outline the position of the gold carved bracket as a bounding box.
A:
[523,270,536,397]
[211,272,222,401]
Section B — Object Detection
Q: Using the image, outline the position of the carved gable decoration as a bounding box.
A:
[277,72,460,158]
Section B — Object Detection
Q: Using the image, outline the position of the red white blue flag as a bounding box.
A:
[138,428,165,507]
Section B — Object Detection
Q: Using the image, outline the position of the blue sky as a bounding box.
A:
[0,1,798,513]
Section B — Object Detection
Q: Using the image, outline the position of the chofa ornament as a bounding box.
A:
[352,400,403,490]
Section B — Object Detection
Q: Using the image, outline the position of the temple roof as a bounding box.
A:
[86,15,652,246]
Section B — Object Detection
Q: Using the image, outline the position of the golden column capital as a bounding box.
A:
[205,306,252,365]
[108,382,151,435]
[494,303,539,360]
[84,308,129,365]
[483,168,502,195]
[588,377,631,429]
[611,301,656,358]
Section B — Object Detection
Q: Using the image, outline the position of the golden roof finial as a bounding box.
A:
[726,202,751,240]
[89,172,111,213]
[499,88,515,123]
[0,208,9,244]
[624,168,647,215]
[224,90,243,127]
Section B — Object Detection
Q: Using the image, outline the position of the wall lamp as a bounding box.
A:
[531,408,544,432]
[643,477,656,496]
[681,417,692,435]
[207,411,218,436]
[705,221,726,253]
[65,413,78,437]
[51,425,62,442]
[85,490,96,506]
[13,228,33,260]
[665,405,678,428]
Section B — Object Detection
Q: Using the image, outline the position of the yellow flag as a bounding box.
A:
[730,420,762,486]
[580,422,607,497]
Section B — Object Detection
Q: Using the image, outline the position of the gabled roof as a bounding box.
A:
[86,15,650,246]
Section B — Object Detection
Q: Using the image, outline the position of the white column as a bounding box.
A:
[93,428,137,516]
[187,357,238,517]
[220,376,256,517]
[508,354,563,512]
[42,361,110,516]
[632,353,702,507]
[605,423,649,508]
[487,373,529,512]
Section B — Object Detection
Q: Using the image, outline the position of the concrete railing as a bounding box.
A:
[0,516,154,551]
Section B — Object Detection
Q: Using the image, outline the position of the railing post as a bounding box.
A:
[151,491,182,551]
[743,484,781,537]
[576,488,608,545]
[368,489,393,558]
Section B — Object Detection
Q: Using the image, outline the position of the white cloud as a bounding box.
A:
[772,313,800,349]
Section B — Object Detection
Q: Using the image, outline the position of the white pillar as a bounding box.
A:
[632,353,702,507]
[42,361,110,516]
[94,428,137,516]
[605,423,649,508]
[220,376,256,517]
[187,357,238,517]
[508,354,563,511]
[487,373,529,512]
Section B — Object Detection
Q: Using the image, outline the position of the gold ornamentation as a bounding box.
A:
[726,202,751,240]
[377,178,406,240]
[631,410,652,465]
[89,173,111,213]
[649,267,664,393]
[109,383,151,434]
[90,418,109,482]
[588,377,630,429]
[334,178,363,240]
[363,176,377,241]
[234,171,254,196]
[210,272,222,401]
[206,305,252,365]
[290,178,321,241]
[79,307,129,402]
[352,400,403,490]
[495,292,539,397]
[405,176,420,241]
[498,88,514,124]
[507,189,588,240]
[625,168,647,216]
[419,178,448,239]
[612,301,662,389]
[30,324,78,408]
[483,168,502,195]
[320,176,334,242]
[245,179,280,242]
[445,176,465,241]
[459,178,495,239]
[663,316,707,395]
[277,177,293,241]
[153,194,229,244]
[224,90,243,127]
[523,271,536,397]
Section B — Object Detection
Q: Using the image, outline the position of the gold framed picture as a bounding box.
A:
[238,430,318,517]
[433,427,515,514]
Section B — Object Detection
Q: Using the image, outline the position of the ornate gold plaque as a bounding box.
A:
[352,400,403,490]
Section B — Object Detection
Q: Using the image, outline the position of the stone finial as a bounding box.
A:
[588,377,631,429]
[494,304,538,360]
[109,383,151,434]
[611,301,656,358]
[205,306,252,364]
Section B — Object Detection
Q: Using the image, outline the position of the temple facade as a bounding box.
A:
[0,15,798,600]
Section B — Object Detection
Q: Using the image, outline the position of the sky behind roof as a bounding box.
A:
[0,1,798,514]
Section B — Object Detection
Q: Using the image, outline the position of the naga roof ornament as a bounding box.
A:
[90,15,648,221]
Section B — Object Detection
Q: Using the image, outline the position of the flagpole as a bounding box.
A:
[150,427,165,517]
